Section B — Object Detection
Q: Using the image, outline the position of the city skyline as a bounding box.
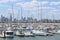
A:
[0,0,60,20]
[0,14,60,23]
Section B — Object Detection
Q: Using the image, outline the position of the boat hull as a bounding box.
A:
[16,34,25,37]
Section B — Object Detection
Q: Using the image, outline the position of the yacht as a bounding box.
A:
[0,30,14,38]
[5,27,14,38]
[32,30,48,36]
[4,30,14,38]
[0,27,14,38]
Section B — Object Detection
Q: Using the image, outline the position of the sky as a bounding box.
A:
[0,0,60,20]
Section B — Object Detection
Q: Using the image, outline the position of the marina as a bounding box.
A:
[0,23,60,38]
[0,0,60,40]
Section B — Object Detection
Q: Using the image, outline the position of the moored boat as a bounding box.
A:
[15,30,25,37]
[24,31,35,37]
[5,27,14,38]
[32,30,48,36]
[0,27,14,38]
[4,30,14,38]
[0,31,5,38]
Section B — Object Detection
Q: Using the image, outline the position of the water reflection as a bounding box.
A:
[0,34,60,40]
[0,38,14,40]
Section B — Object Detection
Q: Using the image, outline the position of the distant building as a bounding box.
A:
[9,14,12,22]
[1,15,8,23]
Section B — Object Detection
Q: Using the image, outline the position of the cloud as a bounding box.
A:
[49,9,60,18]
[16,0,58,16]
[0,0,17,3]
[50,10,60,13]
[50,2,60,5]
[16,0,49,10]
[8,8,18,14]
[49,9,60,19]
[40,7,55,9]
[0,0,8,3]
[16,1,60,10]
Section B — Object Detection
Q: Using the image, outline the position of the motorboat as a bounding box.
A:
[4,30,14,38]
[0,27,14,38]
[5,27,14,38]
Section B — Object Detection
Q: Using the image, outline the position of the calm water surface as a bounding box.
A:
[0,34,60,40]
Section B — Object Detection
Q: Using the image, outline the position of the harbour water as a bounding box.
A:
[0,34,60,40]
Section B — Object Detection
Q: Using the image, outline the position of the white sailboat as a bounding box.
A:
[15,30,25,37]
[15,7,25,37]
[31,2,47,36]
[32,29,47,36]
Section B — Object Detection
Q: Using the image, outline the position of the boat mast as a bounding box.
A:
[21,7,22,22]
[38,2,40,23]
[17,9,20,28]
[17,6,22,28]
[38,2,42,23]
[38,2,43,30]
[40,2,42,24]
[52,12,55,25]
[10,2,14,27]
[20,6,23,27]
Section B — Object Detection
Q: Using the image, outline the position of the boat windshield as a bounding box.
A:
[6,32,13,35]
